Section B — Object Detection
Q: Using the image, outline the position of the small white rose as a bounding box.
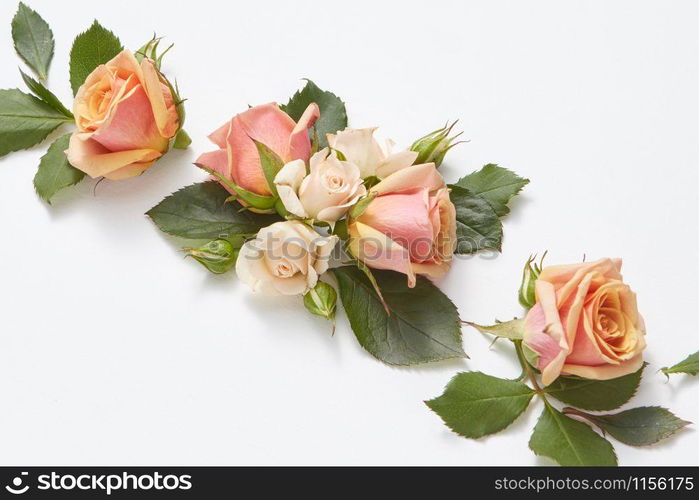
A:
[326,127,418,179]
[235,221,339,296]
[274,148,367,223]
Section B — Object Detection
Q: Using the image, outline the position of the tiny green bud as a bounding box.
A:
[304,281,338,326]
[184,238,240,274]
[410,121,464,167]
[518,253,546,309]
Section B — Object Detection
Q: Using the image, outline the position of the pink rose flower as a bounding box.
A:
[196,103,319,196]
[66,50,179,180]
[523,258,647,386]
[348,163,457,287]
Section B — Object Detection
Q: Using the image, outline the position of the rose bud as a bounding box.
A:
[347,163,457,287]
[274,148,366,223]
[196,103,319,198]
[410,121,464,168]
[327,127,418,179]
[235,221,338,296]
[522,258,647,386]
[66,50,180,180]
[184,238,241,274]
[303,281,338,324]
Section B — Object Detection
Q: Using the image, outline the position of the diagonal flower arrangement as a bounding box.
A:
[427,255,697,465]
[2,3,697,467]
[147,78,529,365]
[0,2,189,203]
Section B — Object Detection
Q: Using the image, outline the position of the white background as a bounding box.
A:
[0,0,697,466]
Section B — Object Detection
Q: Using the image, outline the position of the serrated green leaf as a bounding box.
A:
[20,70,73,118]
[529,403,617,466]
[448,184,503,254]
[564,406,690,447]
[545,364,645,411]
[661,351,699,377]
[69,21,123,95]
[466,318,524,340]
[334,265,464,365]
[146,181,281,239]
[12,2,54,81]
[0,88,71,157]
[426,372,534,438]
[454,164,529,217]
[33,133,84,203]
[283,80,347,148]
[252,139,284,197]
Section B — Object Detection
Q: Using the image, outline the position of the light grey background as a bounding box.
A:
[0,0,697,465]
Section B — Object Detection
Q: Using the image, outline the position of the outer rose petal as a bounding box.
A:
[359,189,435,262]
[140,59,179,139]
[562,354,645,380]
[195,149,230,178]
[349,221,416,287]
[66,132,162,179]
[288,103,319,161]
[372,163,445,195]
[375,148,419,179]
[327,127,384,178]
[523,280,569,386]
[274,159,308,218]
[91,84,168,152]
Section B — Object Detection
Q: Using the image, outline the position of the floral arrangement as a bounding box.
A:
[0,2,188,203]
[2,3,697,467]
[147,79,529,365]
[427,255,697,465]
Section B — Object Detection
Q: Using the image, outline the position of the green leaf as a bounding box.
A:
[661,351,699,377]
[545,364,645,411]
[334,265,464,365]
[426,372,534,438]
[20,70,73,118]
[12,2,54,81]
[0,88,70,158]
[172,128,191,150]
[529,403,617,466]
[466,318,524,340]
[564,406,691,447]
[146,181,281,239]
[283,79,347,148]
[454,164,529,217]
[448,185,503,254]
[69,21,123,95]
[252,139,284,197]
[33,133,85,203]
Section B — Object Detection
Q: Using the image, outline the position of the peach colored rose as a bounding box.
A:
[66,50,179,180]
[523,258,647,386]
[235,221,338,296]
[196,103,320,196]
[327,127,418,179]
[347,163,457,287]
[274,148,366,223]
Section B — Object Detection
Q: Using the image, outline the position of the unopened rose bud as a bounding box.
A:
[303,281,338,326]
[518,253,544,309]
[410,121,464,168]
[184,238,240,274]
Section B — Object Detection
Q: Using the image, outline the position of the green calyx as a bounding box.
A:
[518,252,546,309]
